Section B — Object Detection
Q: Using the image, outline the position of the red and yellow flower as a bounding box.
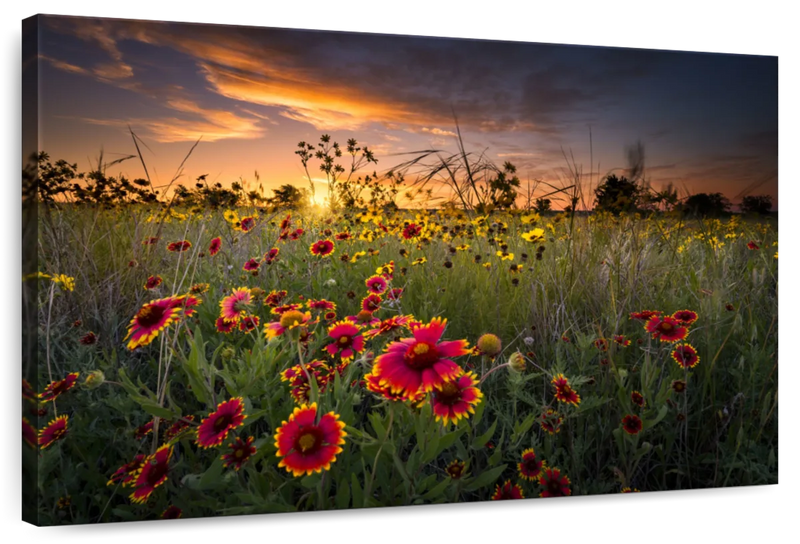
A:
[672,310,698,326]
[446,459,466,479]
[23,379,36,402]
[307,299,336,312]
[167,240,191,252]
[125,295,190,350]
[208,236,222,256]
[274,403,347,477]
[491,480,524,500]
[216,317,236,333]
[144,275,163,290]
[222,435,257,471]
[23,418,37,448]
[130,445,173,504]
[324,321,365,360]
[363,371,425,403]
[371,317,469,396]
[243,258,260,272]
[310,239,335,257]
[219,287,252,323]
[134,420,154,440]
[264,247,279,264]
[265,310,315,340]
[551,374,581,406]
[629,310,662,322]
[196,397,247,448]
[427,371,483,426]
[539,467,571,497]
[164,416,195,441]
[613,334,631,347]
[631,391,646,408]
[39,372,80,402]
[645,315,688,343]
[671,343,700,369]
[365,275,388,295]
[622,414,643,435]
[107,454,146,486]
[161,505,182,519]
[361,294,382,313]
[39,415,69,449]
[238,315,260,333]
[540,408,563,435]
[518,448,546,481]
[264,290,288,308]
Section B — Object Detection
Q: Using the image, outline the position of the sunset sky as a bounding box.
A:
[31,14,778,209]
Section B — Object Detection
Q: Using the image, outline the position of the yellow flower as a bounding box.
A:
[350,251,367,263]
[496,251,514,261]
[456,244,470,251]
[521,228,545,243]
[412,257,427,266]
[51,274,75,292]
[521,213,540,225]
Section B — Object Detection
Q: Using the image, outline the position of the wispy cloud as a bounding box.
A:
[76,98,267,143]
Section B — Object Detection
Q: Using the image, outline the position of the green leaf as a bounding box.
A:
[417,473,438,494]
[197,456,226,490]
[511,413,537,442]
[435,428,465,457]
[464,463,508,492]
[111,507,137,521]
[140,402,175,420]
[421,478,451,501]
[644,405,669,430]
[301,473,321,489]
[473,399,486,426]
[369,412,387,441]
[472,420,497,450]
[392,452,412,486]
[421,430,441,464]
[350,472,363,509]
[335,480,351,509]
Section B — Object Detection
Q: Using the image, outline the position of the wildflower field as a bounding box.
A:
[23,200,778,524]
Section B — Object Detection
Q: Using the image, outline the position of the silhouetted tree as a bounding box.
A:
[682,192,731,217]
[594,174,642,215]
[740,195,773,215]
[534,197,552,214]
[268,184,309,210]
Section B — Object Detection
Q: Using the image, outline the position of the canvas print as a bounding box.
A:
[21,14,778,526]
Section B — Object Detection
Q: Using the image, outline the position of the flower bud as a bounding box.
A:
[477,333,502,358]
[83,370,105,389]
[508,351,526,373]
[221,346,236,360]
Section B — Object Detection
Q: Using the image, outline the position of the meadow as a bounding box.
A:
[23,196,778,524]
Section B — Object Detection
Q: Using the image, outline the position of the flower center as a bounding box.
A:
[356,310,373,323]
[213,415,232,431]
[404,341,440,369]
[661,322,673,331]
[235,449,244,458]
[146,461,169,486]
[434,382,460,404]
[280,310,305,328]
[338,335,351,345]
[295,428,323,454]
[136,304,166,328]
